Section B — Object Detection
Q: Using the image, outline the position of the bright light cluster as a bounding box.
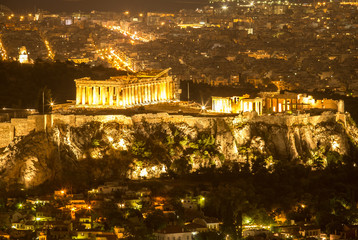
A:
[108,25,150,43]
[0,36,7,60]
[44,40,55,61]
[96,47,135,72]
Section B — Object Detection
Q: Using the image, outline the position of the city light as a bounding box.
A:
[0,36,8,60]
[222,5,228,10]
[44,40,55,61]
[107,25,150,43]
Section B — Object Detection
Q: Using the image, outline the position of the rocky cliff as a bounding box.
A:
[0,112,357,189]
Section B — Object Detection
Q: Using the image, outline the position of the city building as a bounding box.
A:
[260,92,345,113]
[18,46,30,63]
[211,95,263,115]
[154,226,193,240]
[75,68,180,108]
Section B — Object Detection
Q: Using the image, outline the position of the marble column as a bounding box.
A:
[93,86,98,105]
[155,83,158,101]
[144,84,147,102]
[130,86,134,105]
[82,86,86,105]
[127,86,130,105]
[128,86,131,105]
[76,86,82,105]
[123,87,127,106]
[126,87,129,106]
[169,82,173,99]
[109,87,114,106]
[141,85,144,104]
[135,86,138,104]
[102,87,107,105]
[99,87,103,105]
[116,87,120,106]
[160,82,164,100]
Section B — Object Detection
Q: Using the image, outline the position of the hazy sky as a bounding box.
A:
[2,0,208,13]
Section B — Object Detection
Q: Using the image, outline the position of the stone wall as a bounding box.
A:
[252,112,337,127]
[0,112,347,149]
[0,123,14,148]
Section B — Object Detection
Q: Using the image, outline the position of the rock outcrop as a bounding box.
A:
[0,112,356,188]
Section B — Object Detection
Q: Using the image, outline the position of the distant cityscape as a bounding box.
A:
[0,0,357,95]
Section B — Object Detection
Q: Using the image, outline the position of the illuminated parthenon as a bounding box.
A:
[75,68,179,108]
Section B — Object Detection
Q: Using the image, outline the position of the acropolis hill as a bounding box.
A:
[0,109,357,188]
[0,70,357,188]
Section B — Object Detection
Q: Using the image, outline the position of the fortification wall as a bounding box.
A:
[132,113,217,129]
[0,112,346,149]
[11,118,30,136]
[252,112,337,126]
[0,123,14,148]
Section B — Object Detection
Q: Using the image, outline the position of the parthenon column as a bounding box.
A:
[169,82,173,100]
[162,82,165,100]
[127,87,130,105]
[138,86,142,104]
[76,86,82,105]
[82,86,86,105]
[165,81,169,100]
[87,87,93,105]
[168,82,172,100]
[141,85,144,104]
[160,82,164,101]
[135,86,139,104]
[155,83,158,101]
[164,82,168,100]
[145,83,153,102]
[122,87,127,106]
[131,86,134,105]
[99,87,103,105]
[143,84,147,102]
[93,86,98,105]
[85,87,89,104]
[157,83,161,101]
[128,86,131,105]
[116,87,120,106]
[142,85,145,104]
[158,83,161,101]
[109,87,114,106]
[141,85,145,103]
[102,87,107,105]
[137,86,141,104]
[127,86,130,105]
[128,87,131,106]
[127,87,131,105]
[160,82,163,100]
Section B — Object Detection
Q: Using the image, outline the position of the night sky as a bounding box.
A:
[1,0,208,13]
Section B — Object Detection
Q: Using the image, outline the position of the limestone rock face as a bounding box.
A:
[0,112,356,188]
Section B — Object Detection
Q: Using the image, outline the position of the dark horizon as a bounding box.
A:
[1,0,208,13]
